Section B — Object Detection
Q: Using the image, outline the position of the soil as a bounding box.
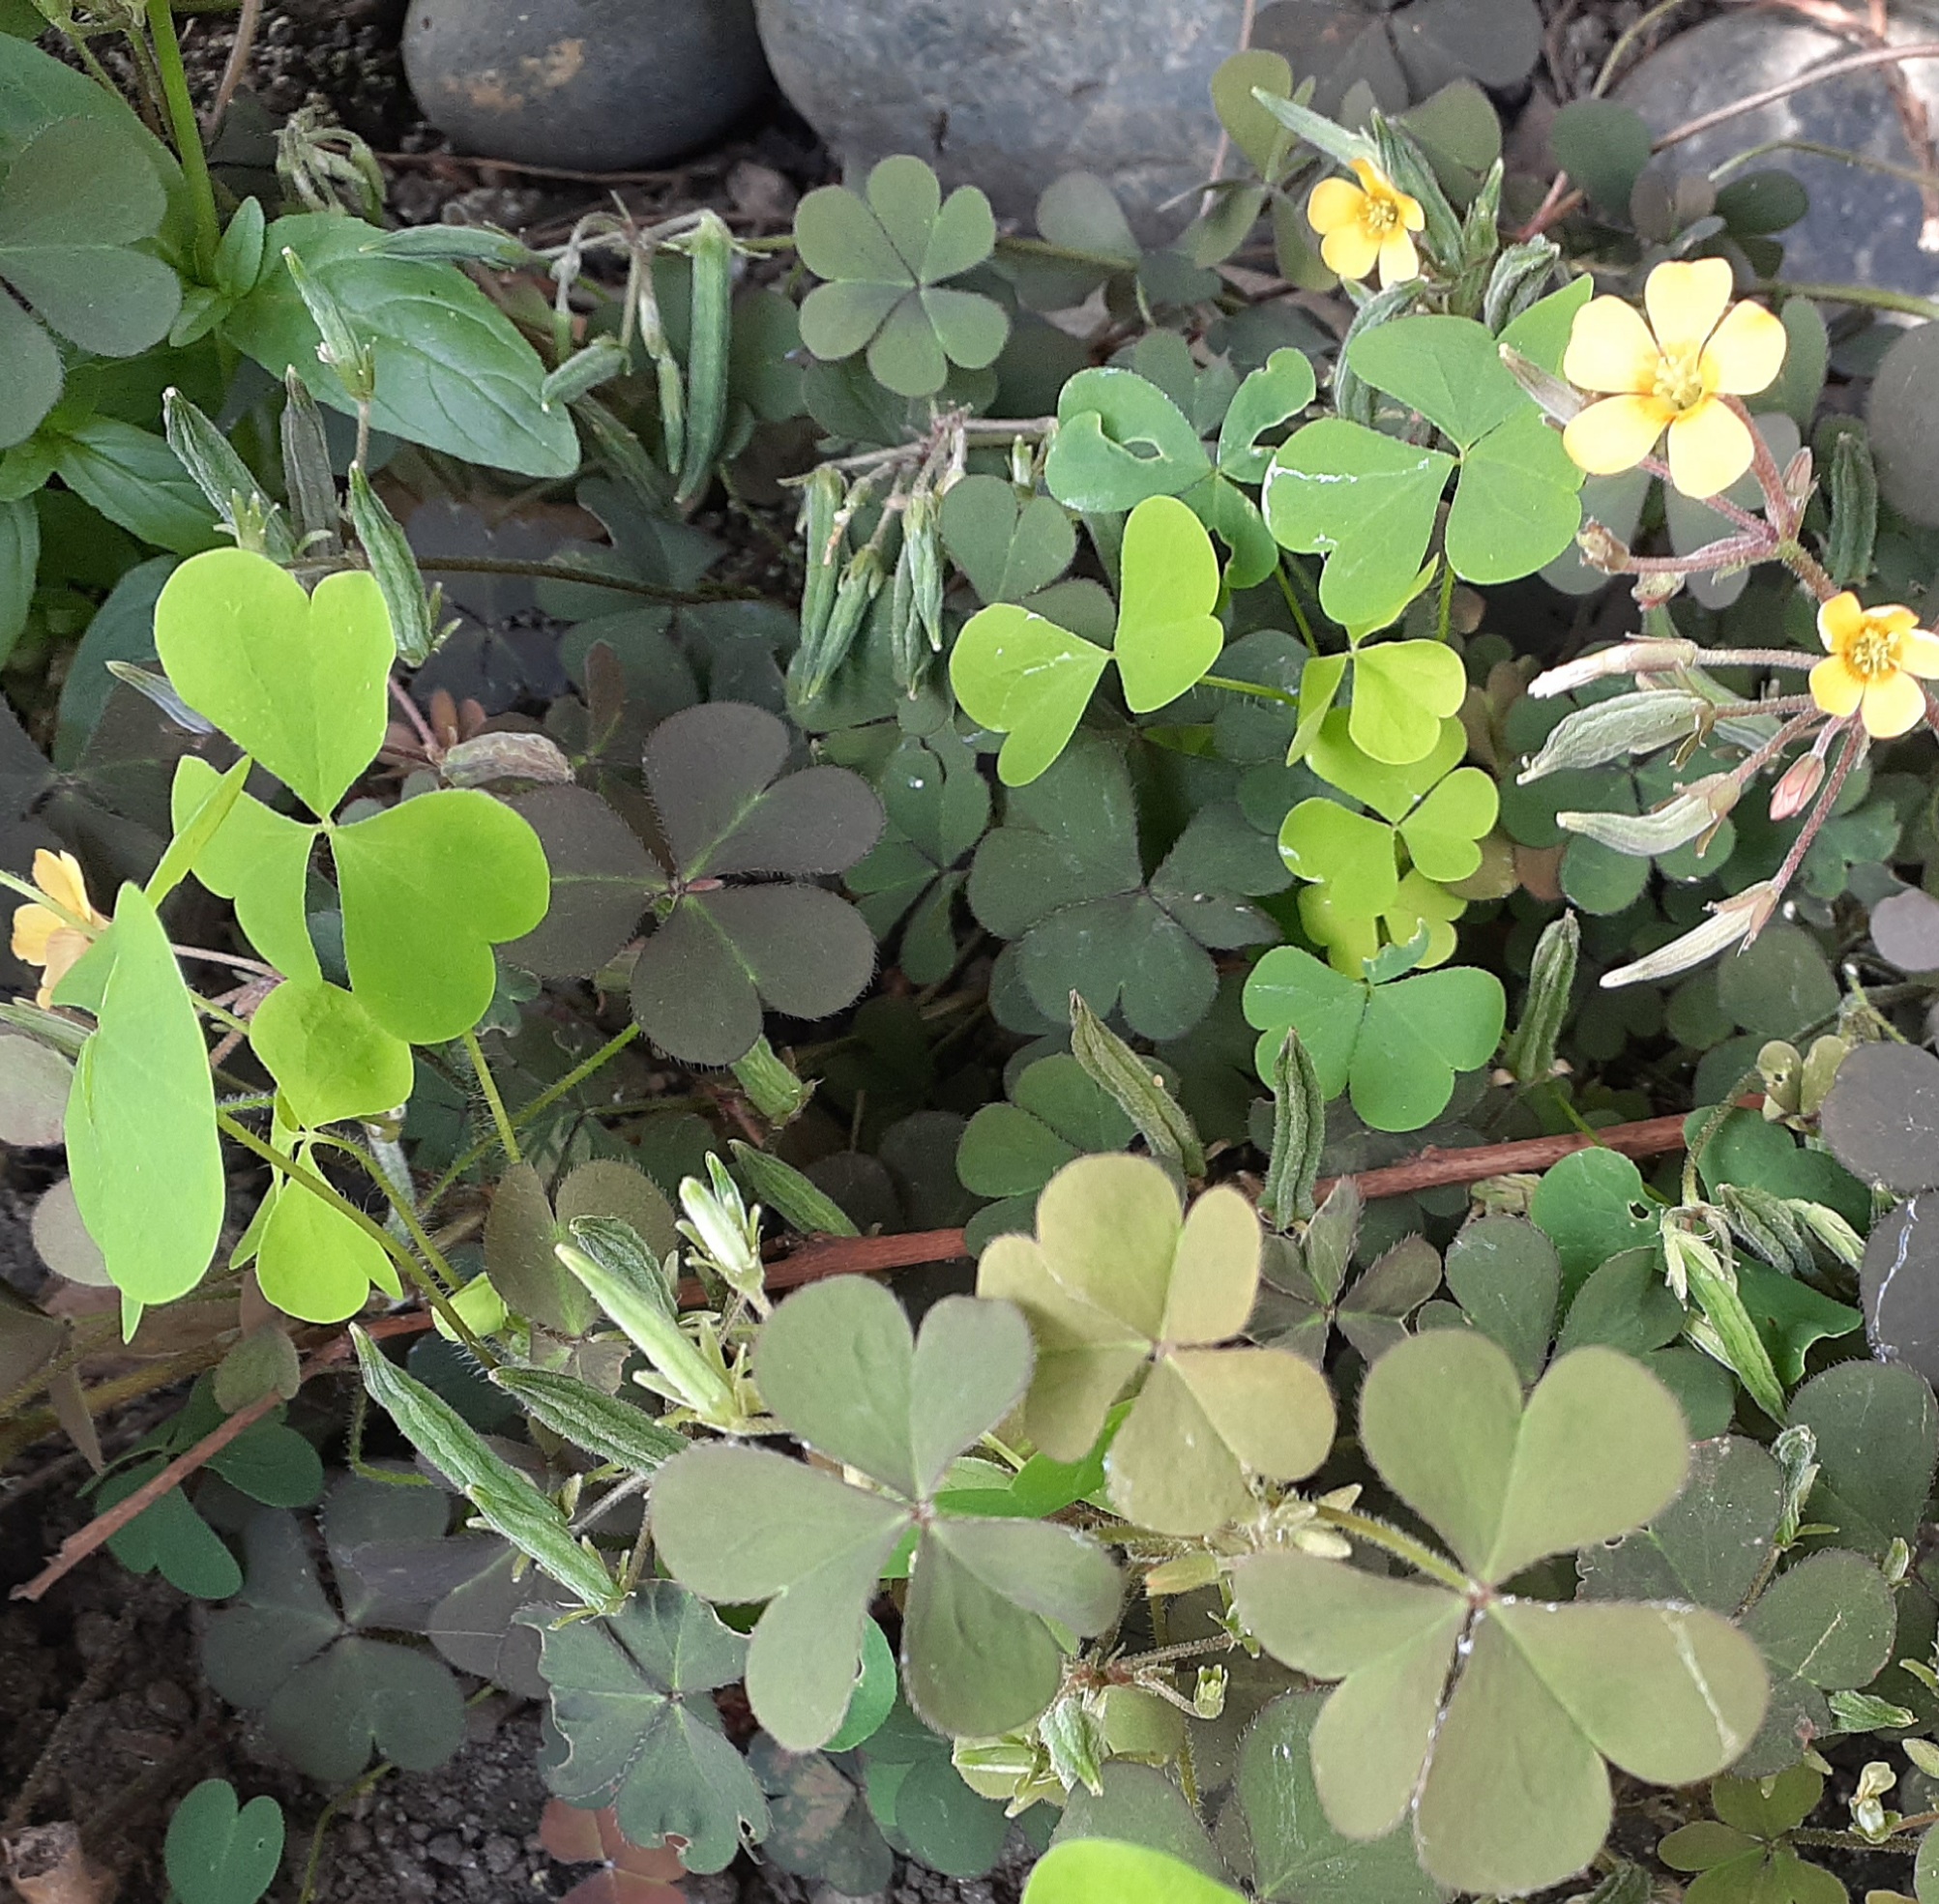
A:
[0,2,1836,1902]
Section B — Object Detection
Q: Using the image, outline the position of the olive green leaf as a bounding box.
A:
[153,548,392,820]
[977,1154,1336,1535]
[1243,946,1505,1132]
[951,496,1226,785]
[248,979,413,1128]
[939,474,1077,605]
[521,1582,769,1873]
[163,1779,284,1904]
[63,882,223,1310]
[485,1157,675,1338]
[1233,1332,1768,1896]
[794,156,1008,397]
[651,1275,1121,1746]
[1251,1184,1441,1365]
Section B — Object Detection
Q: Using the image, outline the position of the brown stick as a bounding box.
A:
[10,1312,433,1605]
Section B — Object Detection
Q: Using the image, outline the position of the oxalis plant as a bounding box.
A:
[6,8,1939,1904]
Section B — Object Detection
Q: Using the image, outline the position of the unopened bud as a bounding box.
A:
[1769,751,1825,820]
[1498,343,1586,425]
[1631,571,1686,606]
[1782,446,1815,512]
[1529,638,1700,699]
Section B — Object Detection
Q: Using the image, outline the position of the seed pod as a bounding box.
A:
[903,486,945,653]
[441,731,574,788]
[798,464,844,654]
[352,1327,620,1611]
[1601,883,1776,987]
[1460,160,1506,271]
[541,336,630,410]
[793,544,883,701]
[1502,911,1578,1084]
[888,524,924,693]
[573,393,675,513]
[1529,638,1700,699]
[1517,690,1710,783]
[489,1364,686,1471]
[728,1035,815,1127]
[1498,342,1585,426]
[1826,424,1878,588]
[347,465,442,665]
[1484,239,1560,331]
[1260,1026,1327,1230]
[635,270,685,478]
[361,223,535,268]
[281,248,373,403]
[162,390,294,561]
[1557,774,1737,857]
[675,212,734,509]
[1661,1220,1785,1420]
[727,1140,859,1239]
[1069,991,1205,1179]
[1719,1182,1814,1275]
[1369,112,1460,269]
[279,368,339,555]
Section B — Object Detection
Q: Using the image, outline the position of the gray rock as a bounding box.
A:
[402,0,772,172]
[751,0,1249,241]
[1615,10,1939,295]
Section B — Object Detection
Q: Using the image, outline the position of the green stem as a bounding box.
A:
[1761,279,1939,322]
[1273,556,1321,654]
[143,0,220,274]
[1200,672,1301,709]
[424,1021,643,1207]
[216,1112,493,1362]
[462,1028,520,1165]
[412,554,768,605]
[1314,1505,1471,1593]
[1436,561,1455,646]
[1714,138,1939,195]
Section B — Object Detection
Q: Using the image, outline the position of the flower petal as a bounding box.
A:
[1376,228,1421,288]
[11,902,56,964]
[1701,299,1788,396]
[1348,158,1388,194]
[38,928,91,999]
[1307,177,1366,236]
[1562,394,1671,475]
[1862,668,1926,739]
[1878,606,1921,637]
[1818,592,1864,649]
[1562,297,1661,395]
[1396,190,1425,232]
[1319,220,1380,281]
[1665,396,1753,498]
[32,849,88,921]
[1644,257,1735,360]
[1809,655,1865,718]
[1896,629,1939,678]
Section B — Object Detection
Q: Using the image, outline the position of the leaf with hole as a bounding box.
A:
[1043,367,1212,513]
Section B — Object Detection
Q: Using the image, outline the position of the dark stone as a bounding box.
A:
[1615,15,1939,296]
[401,0,773,172]
[750,0,1250,241]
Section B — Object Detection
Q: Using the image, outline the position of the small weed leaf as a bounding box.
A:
[1232,1332,1768,1895]
[1023,1840,1244,1904]
[522,1582,768,1873]
[163,1779,283,1904]
[978,1154,1336,1535]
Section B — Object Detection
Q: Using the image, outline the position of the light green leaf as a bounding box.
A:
[155,549,392,819]
[255,1177,396,1323]
[949,603,1108,787]
[249,979,413,1128]
[1045,368,1211,513]
[1444,404,1584,581]
[1112,495,1223,713]
[1218,347,1317,484]
[331,789,550,1043]
[1023,1841,1243,1904]
[64,884,222,1307]
[1348,639,1468,768]
[1278,802,1400,917]
[1348,315,1523,451]
[1262,421,1453,630]
[169,759,320,983]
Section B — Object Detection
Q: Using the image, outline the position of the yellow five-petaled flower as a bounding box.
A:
[1307,159,1425,289]
[1561,258,1788,499]
[1809,592,1939,739]
[11,849,107,1008]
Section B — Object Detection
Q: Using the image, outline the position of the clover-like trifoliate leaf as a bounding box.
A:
[977,1154,1336,1535]
[1218,348,1319,484]
[1043,366,1212,513]
[1233,1332,1769,1896]
[248,978,413,1128]
[650,1276,1121,1747]
[940,474,1077,605]
[154,548,392,820]
[170,757,319,983]
[627,702,883,1065]
[63,882,224,1309]
[521,1581,768,1873]
[795,157,1007,397]
[485,1157,674,1338]
[251,1164,401,1324]
[203,1507,466,1784]
[952,496,1226,784]
[1660,1766,1843,1904]
[1244,946,1504,1132]
[1346,638,1469,767]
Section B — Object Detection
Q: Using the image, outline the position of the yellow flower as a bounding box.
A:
[11,849,106,1008]
[1306,159,1425,288]
[1808,592,1939,739]
[1560,258,1788,499]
